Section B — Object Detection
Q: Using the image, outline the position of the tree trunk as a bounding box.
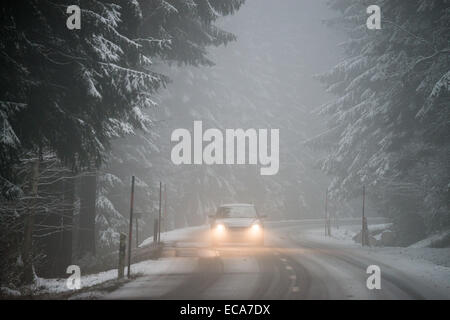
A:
[22,156,40,284]
[46,173,75,277]
[78,172,97,257]
[34,166,76,278]
[60,174,75,273]
[38,168,62,278]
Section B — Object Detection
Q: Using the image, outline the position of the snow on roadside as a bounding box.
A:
[369,223,393,232]
[139,225,206,247]
[296,224,361,246]
[287,224,450,297]
[0,287,21,297]
[2,225,205,297]
[24,256,196,296]
[296,223,390,246]
[409,230,450,249]
[359,246,450,296]
[299,224,450,267]
[290,224,450,292]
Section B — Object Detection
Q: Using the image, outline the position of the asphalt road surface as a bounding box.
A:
[102,219,450,300]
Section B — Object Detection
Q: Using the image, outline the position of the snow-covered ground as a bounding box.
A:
[298,223,391,246]
[4,222,449,299]
[294,224,450,267]
[409,229,450,249]
[139,225,205,247]
[19,256,197,297]
[1,227,203,297]
[286,223,450,296]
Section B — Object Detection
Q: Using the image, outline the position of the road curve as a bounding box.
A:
[102,220,450,300]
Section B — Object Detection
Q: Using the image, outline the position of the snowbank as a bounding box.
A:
[289,224,450,270]
[409,230,450,249]
[2,225,205,297]
[27,256,195,296]
[139,225,206,247]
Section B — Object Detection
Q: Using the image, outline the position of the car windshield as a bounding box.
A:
[216,206,257,218]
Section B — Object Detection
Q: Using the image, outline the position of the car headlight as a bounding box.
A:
[215,223,225,232]
[251,223,261,232]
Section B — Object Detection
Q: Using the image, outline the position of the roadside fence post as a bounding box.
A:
[118,233,126,279]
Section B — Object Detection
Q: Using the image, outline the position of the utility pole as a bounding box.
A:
[362,185,369,246]
[362,185,365,246]
[118,233,126,279]
[153,218,158,244]
[158,181,162,243]
[164,184,167,233]
[325,188,330,237]
[22,156,40,284]
[127,176,135,278]
[135,215,139,248]
[324,188,327,236]
[337,213,340,229]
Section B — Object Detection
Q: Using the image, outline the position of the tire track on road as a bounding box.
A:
[252,249,313,299]
[162,255,224,299]
[283,227,426,299]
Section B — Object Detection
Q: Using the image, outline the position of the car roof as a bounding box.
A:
[219,203,254,208]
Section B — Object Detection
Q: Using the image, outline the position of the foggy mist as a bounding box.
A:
[116,0,347,228]
[1,0,449,302]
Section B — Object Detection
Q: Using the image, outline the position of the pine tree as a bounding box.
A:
[313,0,450,244]
[0,0,247,282]
[96,0,247,250]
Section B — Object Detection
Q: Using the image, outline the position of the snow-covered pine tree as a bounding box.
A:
[1,0,248,281]
[96,0,247,250]
[313,0,450,244]
[1,0,246,281]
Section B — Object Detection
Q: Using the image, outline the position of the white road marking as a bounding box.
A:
[286,265,293,271]
[281,258,287,263]
[290,275,296,280]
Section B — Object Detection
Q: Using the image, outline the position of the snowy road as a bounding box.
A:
[100,220,450,300]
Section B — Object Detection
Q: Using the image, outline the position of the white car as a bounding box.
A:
[209,203,265,246]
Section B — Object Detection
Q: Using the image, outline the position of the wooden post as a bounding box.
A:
[164,184,167,233]
[153,219,159,244]
[61,174,75,276]
[363,216,369,246]
[158,182,162,243]
[118,233,126,279]
[325,188,330,237]
[127,176,135,278]
[327,191,331,236]
[135,216,139,248]
[324,189,327,236]
[362,185,368,246]
[78,171,97,257]
[334,210,339,230]
[22,156,40,284]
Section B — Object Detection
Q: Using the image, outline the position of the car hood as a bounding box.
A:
[216,218,259,228]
